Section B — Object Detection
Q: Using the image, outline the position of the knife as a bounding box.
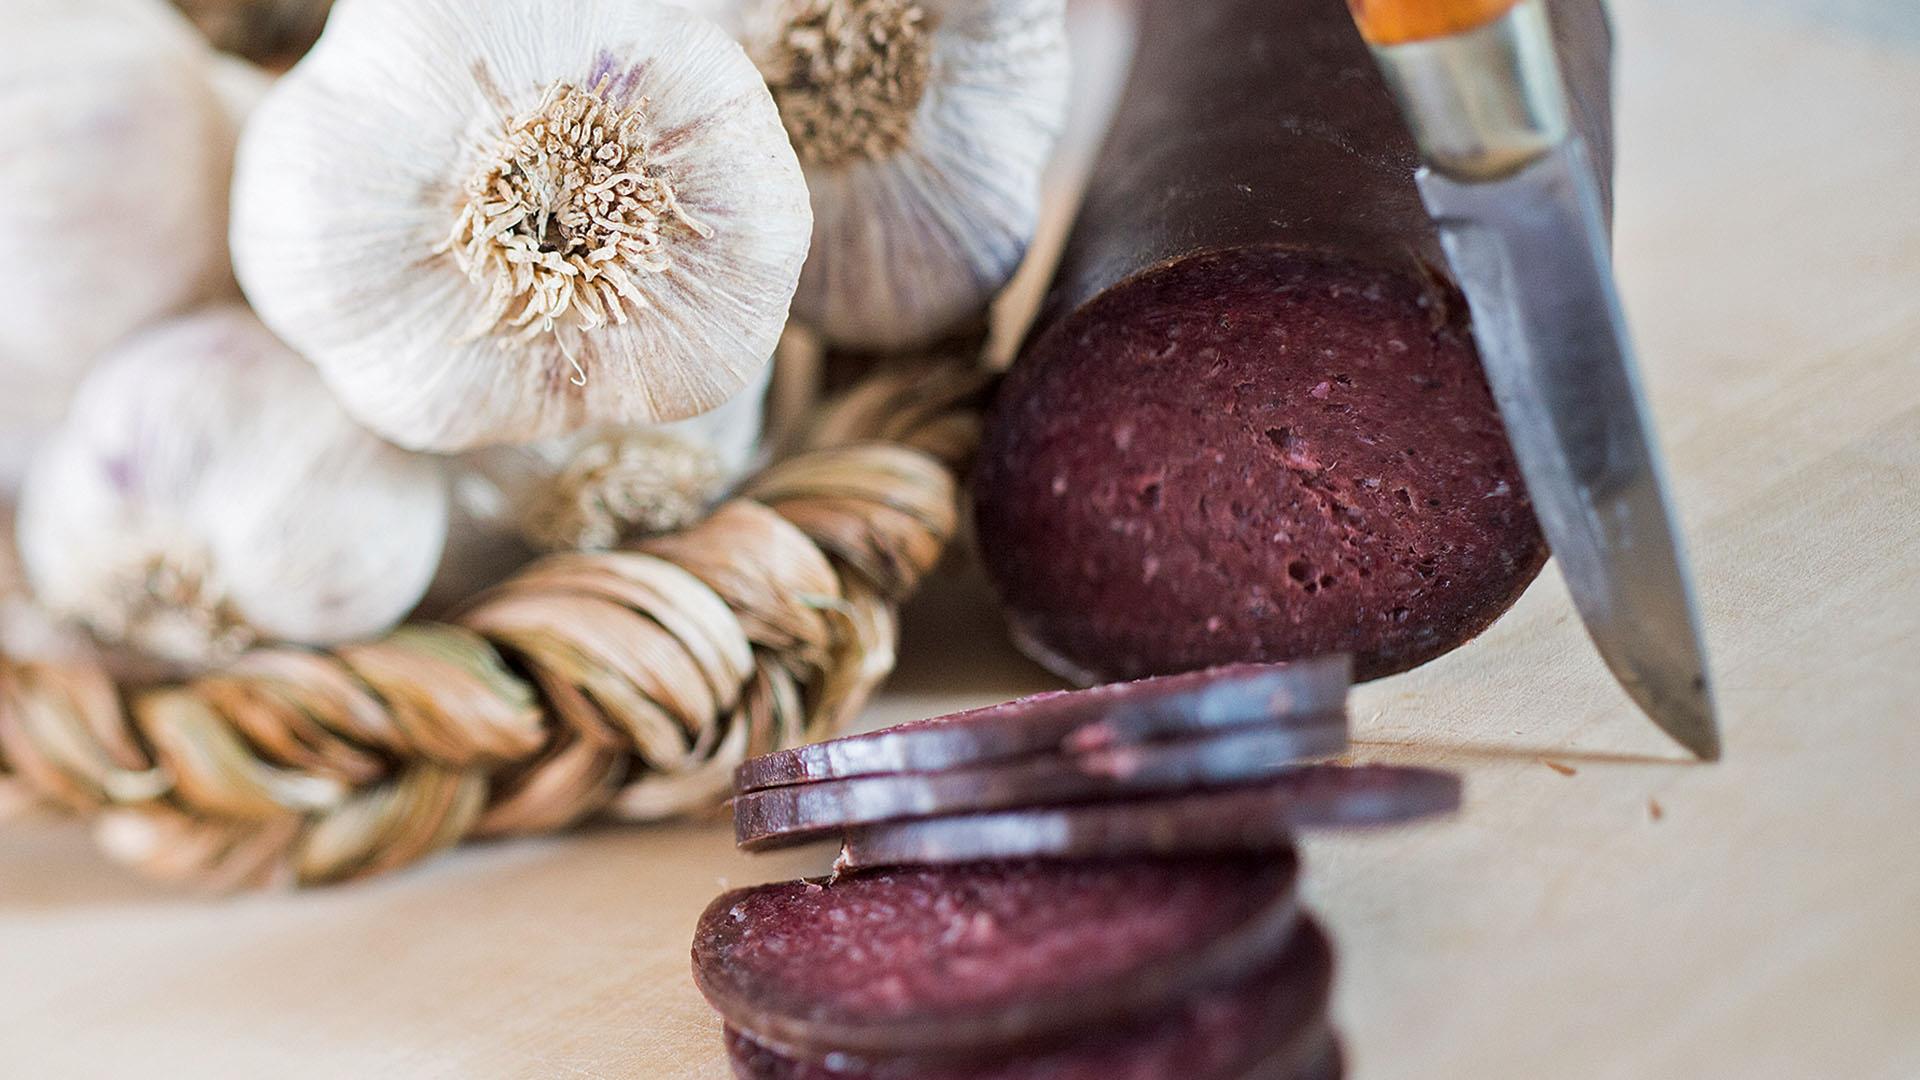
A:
[1345,0,1720,759]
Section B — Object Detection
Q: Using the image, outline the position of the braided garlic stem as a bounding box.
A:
[0,361,993,888]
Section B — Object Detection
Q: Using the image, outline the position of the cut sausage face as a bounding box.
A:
[693,857,1303,1060]
[971,0,1611,688]
[718,922,1335,1079]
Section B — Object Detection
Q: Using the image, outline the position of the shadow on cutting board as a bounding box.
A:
[881,557,1062,705]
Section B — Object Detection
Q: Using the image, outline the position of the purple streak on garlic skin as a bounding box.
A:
[586,50,650,102]
[104,457,138,496]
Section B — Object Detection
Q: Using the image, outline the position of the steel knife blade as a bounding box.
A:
[1353,0,1720,758]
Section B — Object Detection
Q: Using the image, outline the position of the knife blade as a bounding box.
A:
[1350,0,1720,759]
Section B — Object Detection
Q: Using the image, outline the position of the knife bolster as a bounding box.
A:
[1371,0,1570,181]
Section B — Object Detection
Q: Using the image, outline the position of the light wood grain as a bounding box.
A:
[4,0,1918,1076]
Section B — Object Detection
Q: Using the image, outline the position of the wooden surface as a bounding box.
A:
[5,0,1919,1075]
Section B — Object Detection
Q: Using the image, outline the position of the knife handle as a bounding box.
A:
[1351,0,1570,181]
[1344,0,1520,46]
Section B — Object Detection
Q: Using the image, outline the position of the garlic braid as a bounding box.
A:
[0,361,995,888]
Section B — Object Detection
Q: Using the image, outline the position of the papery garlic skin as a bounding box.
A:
[460,363,772,552]
[231,0,813,453]
[986,0,1138,366]
[16,306,450,668]
[751,0,1070,351]
[0,0,234,488]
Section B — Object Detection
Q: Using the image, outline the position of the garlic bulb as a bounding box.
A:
[1,0,235,487]
[231,0,813,453]
[459,363,773,552]
[16,305,450,669]
[986,0,1138,366]
[746,0,1070,350]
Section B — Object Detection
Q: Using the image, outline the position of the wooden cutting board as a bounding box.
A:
[4,0,1917,1075]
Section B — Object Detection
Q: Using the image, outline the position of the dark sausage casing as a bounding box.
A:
[975,0,1613,683]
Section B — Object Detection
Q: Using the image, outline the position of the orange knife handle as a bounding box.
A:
[1345,0,1522,45]
[1344,0,1522,45]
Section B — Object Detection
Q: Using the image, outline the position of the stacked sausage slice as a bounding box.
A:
[694,656,1457,1078]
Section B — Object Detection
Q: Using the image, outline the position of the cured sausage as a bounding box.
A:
[732,726,1350,851]
[973,0,1613,684]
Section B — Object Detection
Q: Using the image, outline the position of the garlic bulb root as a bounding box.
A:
[458,362,772,553]
[760,0,934,168]
[445,78,713,346]
[16,305,450,670]
[519,430,726,551]
[77,545,256,667]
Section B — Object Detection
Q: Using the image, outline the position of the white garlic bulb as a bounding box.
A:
[746,0,1070,350]
[16,305,450,669]
[459,362,773,552]
[231,0,814,453]
[0,0,235,488]
[986,0,1138,366]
